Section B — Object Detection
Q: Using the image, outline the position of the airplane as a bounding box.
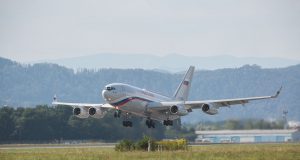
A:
[52,66,281,128]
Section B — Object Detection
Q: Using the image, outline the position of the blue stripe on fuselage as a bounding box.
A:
[110,97,152,106]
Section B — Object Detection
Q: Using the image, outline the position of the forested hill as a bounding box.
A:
[1,57,300,122]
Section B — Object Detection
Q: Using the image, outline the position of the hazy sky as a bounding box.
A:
[0,0,299,62]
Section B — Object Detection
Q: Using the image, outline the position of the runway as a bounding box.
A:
[0,142,293,150]
[0,143,214,150]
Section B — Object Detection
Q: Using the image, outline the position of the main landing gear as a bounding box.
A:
[163,120,173,126]
[123,120,132,127]
[146,118,155,128]
[163,112,173,126]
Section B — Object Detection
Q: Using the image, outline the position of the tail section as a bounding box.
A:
[173,66,195,101]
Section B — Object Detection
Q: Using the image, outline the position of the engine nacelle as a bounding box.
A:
[73,107,89,118]
[88,107,107,119]
[201,103,218,115]
[170,105,188,116]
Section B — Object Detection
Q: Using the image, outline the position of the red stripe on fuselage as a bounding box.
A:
[112,97,152,107]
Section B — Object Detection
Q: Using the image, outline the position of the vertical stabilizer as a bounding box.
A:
[173,66,195,101]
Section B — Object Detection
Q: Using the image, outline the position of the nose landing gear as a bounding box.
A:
[114,110,121,118]
[122,112,133,127]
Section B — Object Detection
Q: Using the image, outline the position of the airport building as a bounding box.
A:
[195,129,300,143]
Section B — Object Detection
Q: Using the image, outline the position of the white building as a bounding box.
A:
[288,121,300,129]
[195,129,300,143]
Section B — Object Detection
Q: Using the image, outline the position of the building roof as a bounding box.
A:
[195,129,299,135]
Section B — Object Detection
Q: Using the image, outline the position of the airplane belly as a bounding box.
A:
[119,100,146,113]
[150,113,180,121]
[116,98,181,122]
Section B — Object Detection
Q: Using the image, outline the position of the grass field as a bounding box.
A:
[1,143,300,160]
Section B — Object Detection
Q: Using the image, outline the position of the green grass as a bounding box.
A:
[1,143,300,160]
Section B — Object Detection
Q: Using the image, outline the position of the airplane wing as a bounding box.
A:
[52,101,114,108]
[151,87,282,111]
[51,95,114,108]
[52,97,114,119]
[185,86,282,109]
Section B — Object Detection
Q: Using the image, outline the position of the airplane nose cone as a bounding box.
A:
[102,90,110,101]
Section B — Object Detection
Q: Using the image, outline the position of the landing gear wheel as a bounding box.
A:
[163,120,173,126]
[122,112,132,127]
[122,121,132,127]
[146,119,155,128]
[114,110,121,118]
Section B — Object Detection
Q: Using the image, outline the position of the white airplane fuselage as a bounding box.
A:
[102,83,180,121]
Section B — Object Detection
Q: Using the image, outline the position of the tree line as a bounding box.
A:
[0,105,169,143]
[0,105,285,143]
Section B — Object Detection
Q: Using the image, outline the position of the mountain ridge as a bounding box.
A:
[29,53,300,72]
[1,57,299,122]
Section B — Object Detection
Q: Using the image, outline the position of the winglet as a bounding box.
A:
[272,86,282,98]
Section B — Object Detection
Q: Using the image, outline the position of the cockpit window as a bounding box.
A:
[106,86,116,91]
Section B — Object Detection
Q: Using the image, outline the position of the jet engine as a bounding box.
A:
[88,107,107,119]
[201,103,218,115]
[170,105,188,116]
[73,107,89,118]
